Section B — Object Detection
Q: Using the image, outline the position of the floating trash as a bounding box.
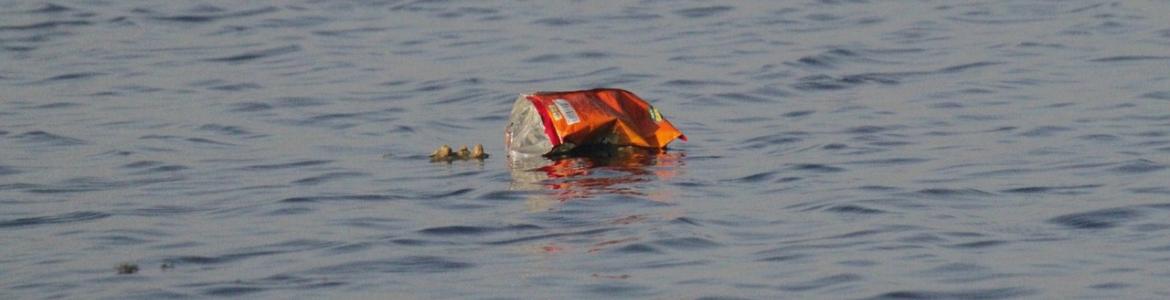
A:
[116,262,139,275]
[429,144,489,162]
[505,88,686,157]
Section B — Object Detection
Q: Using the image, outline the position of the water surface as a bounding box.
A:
[2,0,1170,299]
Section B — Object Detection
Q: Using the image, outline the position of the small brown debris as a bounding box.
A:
[429,144,488,162]
[429,144,454,161]
[116,262,139,275]
[471,144,489,159]
[457,145,472,159]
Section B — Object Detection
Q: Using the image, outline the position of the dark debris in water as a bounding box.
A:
[116,262,139,275]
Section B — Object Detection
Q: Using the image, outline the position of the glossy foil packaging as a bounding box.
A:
[505,88,686,156]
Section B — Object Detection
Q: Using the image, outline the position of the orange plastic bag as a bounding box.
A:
[505,88,686,155]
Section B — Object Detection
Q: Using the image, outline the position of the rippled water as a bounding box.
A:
[3,1,1170,299]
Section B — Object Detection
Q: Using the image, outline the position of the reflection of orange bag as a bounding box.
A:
[506,88,686,155]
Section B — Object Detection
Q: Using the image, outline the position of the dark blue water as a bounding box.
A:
[3,1,1170,299]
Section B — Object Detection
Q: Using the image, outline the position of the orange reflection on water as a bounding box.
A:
[508,147,685,211]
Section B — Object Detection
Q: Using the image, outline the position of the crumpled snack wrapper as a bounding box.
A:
[505,88,686,156]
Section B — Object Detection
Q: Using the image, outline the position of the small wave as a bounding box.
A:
[241,160,332,171]
[1048,207,1142,229]
[778,273,862,292]
[418,188,475,199]
[531,17,589,27]
[653,237,721,250]
[1109,159,1166,174]
[429,88,497,105]
[754,241,872,258]
[729,171,775,183]
[499,67,619,84]
[291,172,369,185]
[227,102,274,112]
[194,273,342,296]
[843,158,929,166]
[1017,126,1073,137]
[119,205,205,216]
[864,287,1035,300]
[173,239,340,266]
[661,79,740,87]
[714,92,774,103]
[1130,187,1170,195]
[1078,134,1121,142]
[0,211,110,229]
[0,183,42,192]
[579,282,654,297]
[757,253,808,262]
[1089,283,1130,290]
[476,190,530,201]
[9,130,87,146]
[197,124,253,136]
[937,61,1003,73]
[674,6,734,18]
[121,160,188,174]
[140,134,236,146]
[921,262,989,274]
[38,72,105,82]
[330,217,404,230]
[784,110,815,117]
[1089,55,1170,63]
[280,194,403,203]
[945,240,1009,249]
[207,82,263,91]
[204,45,301,63]
[0,165,21,176]
[418,224,541,236]
[22,102,82,109]
[0,20,90,31]
[792,74,876,91]
[1001,184,1102,194]
[914,188,995,198]
[313,26,391,37]
[203,286,264,297]
[149,6,279,23]
[792,61,1000,91]
[308,256,473,274]
[173,251,278,265]
[18,3,75,14]
[1141,91,1170,100]
[788,163,845,173]
[739,132,804,150]
[83,175,164,196]
[390,239,460,246]
[612,243,663,254]
[264,207,313,216]
[825,204,886,215]
[485,228,614,245]
[785,48,869,69]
